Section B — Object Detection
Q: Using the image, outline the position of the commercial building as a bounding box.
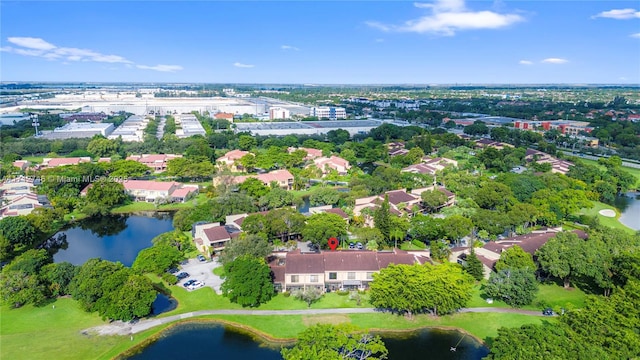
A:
[108,115,148,142]
[514,120,593,135]
[175,113,206,138]
[269,107,291,120]
[310,106,347,120]
[234,119,398,136]
[40,122,114,139]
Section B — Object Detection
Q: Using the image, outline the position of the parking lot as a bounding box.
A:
[176,257,224,294]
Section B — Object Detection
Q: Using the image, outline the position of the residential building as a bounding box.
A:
[126,154,183,173]
[308,205,350,222]
[228,169,295,190]
[524,149,574,175]
[170,185,199,203]
[451,229,587,279]
[12,160,30,171]
[193,222,239,254]
[310,106,347,120]
[0,176,35,201]
[216,149,249,172]
[288,147,323,160]
[269,107,290,120]
[353,186,456,226]
[312,156,351,175]
[0,193,43,219]
[402,157,458,175]
[122,180,180,202]
[269,249,426,292]
[41,157,91,168]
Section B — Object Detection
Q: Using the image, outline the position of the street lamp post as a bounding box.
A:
[31,114,40,136]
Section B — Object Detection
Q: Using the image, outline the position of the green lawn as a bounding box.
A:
[0,298,163,360]
[111,194,209,214]
[576,201,636,234]
[1,281,560,360]
[467,283,587,311]
[400,241,427,250]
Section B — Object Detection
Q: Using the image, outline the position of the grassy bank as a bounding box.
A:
[467,283,587,311]
[0,296,550,360]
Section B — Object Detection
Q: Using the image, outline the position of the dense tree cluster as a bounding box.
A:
[369,263,473,316]
[281,324,388,360]
[221,255,274,307]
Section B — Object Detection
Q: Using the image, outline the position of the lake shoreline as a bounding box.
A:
[114,316,487,359]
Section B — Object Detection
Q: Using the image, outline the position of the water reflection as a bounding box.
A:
[52,213,174,266]
[614,192,640,230]
[126,323,489,360]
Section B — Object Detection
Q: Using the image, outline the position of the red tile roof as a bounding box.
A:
[324,208,349,219]
[122,180,178,191]
[203,226,231,242]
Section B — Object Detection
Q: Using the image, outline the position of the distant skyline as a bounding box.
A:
[1,1,639,84]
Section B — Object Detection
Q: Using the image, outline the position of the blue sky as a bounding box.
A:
[1,0,639,84]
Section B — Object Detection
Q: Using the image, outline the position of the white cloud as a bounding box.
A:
[542,58,569,64]
[233,62,255,68]
[592,8,640,20]
[366,0,524,36]
[519,60,533,65]
[2,36,183,72]
[136,64,183,72]
[8,37,56,50]
[631,33,640,38]
[281,45,300,51]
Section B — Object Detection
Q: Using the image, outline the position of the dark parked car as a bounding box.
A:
[197,254,207,262]
[543,308,554,316]
[176,272,189,280]
[167,268,179,274]
[183,279,197,288]
[349,242,355,249]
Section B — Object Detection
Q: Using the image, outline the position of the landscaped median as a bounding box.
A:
[1,280,566,360]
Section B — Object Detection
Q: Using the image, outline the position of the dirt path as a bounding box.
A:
[83,307,545,336]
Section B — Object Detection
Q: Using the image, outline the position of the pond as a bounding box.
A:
[614,191,640,231]
[151,293,177,316]
[52,212,174,266]
[126,323,489,360]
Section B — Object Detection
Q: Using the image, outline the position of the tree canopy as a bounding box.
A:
[369,263,473,316]
[221,255,274,307]
[281,324,388,360]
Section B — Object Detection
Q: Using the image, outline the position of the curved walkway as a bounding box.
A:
[84,307,546,336]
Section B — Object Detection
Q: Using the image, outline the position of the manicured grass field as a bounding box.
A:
[576,201,636,234]
[111,194,208,213]
[467,283,587,311]
[0,298,152,360]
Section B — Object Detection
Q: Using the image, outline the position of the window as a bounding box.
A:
[366,272,374,280]
[329,272,337,280]
[310,275,318,283]
[291,275,299,283]
[347,272,356,280]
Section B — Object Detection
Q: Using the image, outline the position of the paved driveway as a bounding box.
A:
[177,258,224,294]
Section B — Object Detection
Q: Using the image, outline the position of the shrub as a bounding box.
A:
[282,291,291,297]
[411,239,426,249]
[162,273,177,285]
[336,290,349,296]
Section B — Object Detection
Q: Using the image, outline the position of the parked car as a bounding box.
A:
[356,242,363,250]
[183,279,197,288]
[167,268,179,274]
[349,242,355,249]
[197,254,207,262]
[176,272,189,280]
[543,308,554,316]
[188,281,204,290]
